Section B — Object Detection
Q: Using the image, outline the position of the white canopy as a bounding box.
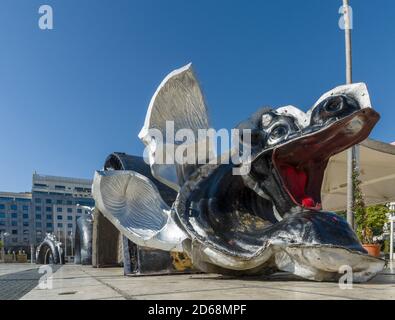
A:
[322,139,395,211]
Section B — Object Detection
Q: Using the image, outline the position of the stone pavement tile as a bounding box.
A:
[92,268,395,300]
[21,265,124,300]
[95,276,255,298]
[19,264,395,300]
[134,286,350,300]
[22,284,123,300]
[0,263,39,276]
[0,264,62,300]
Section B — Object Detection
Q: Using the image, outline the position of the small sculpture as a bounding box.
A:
[93,64,385,281]
[36,233,64,264]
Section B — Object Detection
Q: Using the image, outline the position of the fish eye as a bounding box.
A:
[324,96,343,113]
[268,124,288,144]
[310,94,360,127]
[271,125,287,138]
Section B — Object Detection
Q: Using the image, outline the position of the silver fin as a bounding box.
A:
[92,170,188,252]
[138,63,213,191]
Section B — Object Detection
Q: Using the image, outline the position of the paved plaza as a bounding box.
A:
[0,263,393,300]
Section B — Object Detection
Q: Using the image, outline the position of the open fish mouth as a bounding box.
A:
[271,107,380,210]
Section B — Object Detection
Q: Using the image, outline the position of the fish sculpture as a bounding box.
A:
[92,64,385,282]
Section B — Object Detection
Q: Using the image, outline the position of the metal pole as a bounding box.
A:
[30,244,34,264]
[64,226,67,262]
[390,220,394,261]
[343,0,352,85]
[343,0,357,229]
[69,232,73,263]
[1,232,4,262]
[390,208,394,261]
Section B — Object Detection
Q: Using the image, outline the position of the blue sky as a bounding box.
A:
[0,0,394,192]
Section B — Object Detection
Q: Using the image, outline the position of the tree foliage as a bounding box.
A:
[353,160,388,243]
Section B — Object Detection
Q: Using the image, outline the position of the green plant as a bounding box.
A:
[352,160,388,243]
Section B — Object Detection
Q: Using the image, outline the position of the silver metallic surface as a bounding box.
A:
[138,63,213,191]
[92,64,385,282]
[35,233,64,265]
[92,170,188,252]
[74,210,93,265]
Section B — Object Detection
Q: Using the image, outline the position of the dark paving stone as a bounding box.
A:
[0,265,62,300]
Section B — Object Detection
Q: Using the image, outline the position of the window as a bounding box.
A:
[0,221,5,226]
[57,215,63,220]
[67,208,72,213]
[55,185,65,190]
[11,213,17,219]
[35,206,42,211]
[67,223,73,228]
[46,223,53,228]
[56,200,62,205]
[23,214,29,219]
[45,199,52,204]
[23,222,29,227]
[66,200,72,205]
[77,209,82,213]
[57,207,62,212]
[35,214,42,220]
[0,204,5,209]
[57,223,63,228]
[76,199,94,207]
[12,238,18,243]
[11,221,17,226]
[22,205,29,211]
[10,204,17,210]
[34,183,47,188]
[67,216,73,221]
[36,222,42,228]
[11,230,17,235]
[46,207,52,212]
[35,198,42,203]
[0,213,5,219]
[46,214,52,220]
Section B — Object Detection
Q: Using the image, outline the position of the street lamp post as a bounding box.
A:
[64,225,67,263]
[342,0,358,229]
[1,231,10,262]
[70,231,73,259]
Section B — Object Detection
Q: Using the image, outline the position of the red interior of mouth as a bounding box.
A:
[276,163,322,210]
[279,165,317,209]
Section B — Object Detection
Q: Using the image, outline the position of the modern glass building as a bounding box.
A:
[0,192,32,252]
[31,174,94,257]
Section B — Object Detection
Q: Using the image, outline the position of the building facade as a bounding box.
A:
[0,192,32,252]
[32,174,94,258]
